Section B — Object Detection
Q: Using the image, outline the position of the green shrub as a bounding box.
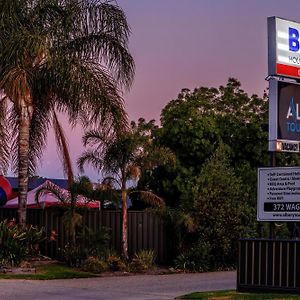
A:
[129,249,156,272]
[80,227,111,258]
[107,255,127,271]
[60,243,88,267]
[174,242,211,272]
[82,256,108,273]
[0,219,46,267]
[23,225,46,256]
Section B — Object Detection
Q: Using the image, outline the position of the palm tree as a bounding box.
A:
[0,0,134,227]
[35,176,97,245]
[78,119,175,259]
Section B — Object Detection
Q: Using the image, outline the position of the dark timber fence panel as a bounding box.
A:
[238,239,300,293]
[0,209,167,263]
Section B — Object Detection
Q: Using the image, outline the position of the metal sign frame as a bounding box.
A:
[258,166,300,221]
[268,78,300,151]
[268,16,300,79]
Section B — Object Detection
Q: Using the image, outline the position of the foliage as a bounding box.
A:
[191,145,257,268]
[164,208,196,257]
[78,118,174,259]
[23,225,46,256]
[146,79,270,208]
[0,219,46,267]
[0,0,134,226]
[0,219,28,266]
[60,225,111,267]
[60,243,88,268]
[107,255,127,271]
[0,0,134,174]
[82,256,108,273]
[174,242,212,272]
[62,210,83,245]
[129,249,156,272]
[80,226,111,258]
[35,177,98,245]
[134,79,275,266]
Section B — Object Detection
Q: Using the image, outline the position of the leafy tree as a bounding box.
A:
[0,0,134,226]
[146,79,270,208]
[192,144,256,267]
[78,119,174,259]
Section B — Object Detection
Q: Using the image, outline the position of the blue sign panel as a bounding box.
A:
[278,81,300,141]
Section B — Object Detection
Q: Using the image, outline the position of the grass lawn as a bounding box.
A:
[0,264,97,280]
[178,290,300,299]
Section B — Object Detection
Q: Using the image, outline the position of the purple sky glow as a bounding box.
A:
[30,0,300,181]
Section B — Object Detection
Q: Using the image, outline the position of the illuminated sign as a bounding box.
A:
[269,79,300,151]
[268,17,300,79]
[258,167,300,221]
[276,140,299,152]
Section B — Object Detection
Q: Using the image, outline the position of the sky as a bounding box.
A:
[37,0,300,181]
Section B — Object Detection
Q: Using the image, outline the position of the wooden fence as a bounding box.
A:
[0,208,168,263]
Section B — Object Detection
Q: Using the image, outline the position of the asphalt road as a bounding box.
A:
[0,271,236,300]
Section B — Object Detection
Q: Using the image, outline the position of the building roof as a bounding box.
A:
[6,177,69,190]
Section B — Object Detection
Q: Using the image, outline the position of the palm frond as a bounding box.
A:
[126,165,141,181]
[77,149,103,173]
[82,129,112,148]
[43,57,128,132]
[130,190,166,210]
[35,183,69,205]
[0,66,32,110]
[66,1,135,89]
[27,101,52,176]
[101,176,121,189]
[52,111,74,187]
[0,96,10,174]
[138,146,176,172]
[8,106,20,175]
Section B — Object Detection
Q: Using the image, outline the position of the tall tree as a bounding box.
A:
[78,119,174,259]
[146,79,270,208]
[0,0,134,226]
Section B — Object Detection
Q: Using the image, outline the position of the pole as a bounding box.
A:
[269,151,276,239]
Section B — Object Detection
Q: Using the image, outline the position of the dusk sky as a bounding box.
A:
[37,0,300,181]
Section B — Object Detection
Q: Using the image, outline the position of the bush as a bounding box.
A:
[129,249,156,272]
[80,226,111,258]
[60,243,88,267]
[0,219,46,267]
[174,242,211,272]
[23,225,46,256]
[60,226,111,268]
[82,256,108,273]
[107,255,127,271]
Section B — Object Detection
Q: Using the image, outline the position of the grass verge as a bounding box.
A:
[178,290,300,299]
[0,264,97,280]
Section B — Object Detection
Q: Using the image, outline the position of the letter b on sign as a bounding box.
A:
[289,27,300,52]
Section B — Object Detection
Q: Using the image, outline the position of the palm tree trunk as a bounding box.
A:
[121,180,128,260]
[18,105,32,228]
[70,194,76,246]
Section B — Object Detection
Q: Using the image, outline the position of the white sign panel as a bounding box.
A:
[258,167,300,221]
[268,17,300,78]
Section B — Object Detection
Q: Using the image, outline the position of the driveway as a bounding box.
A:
[0,271,236,300]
